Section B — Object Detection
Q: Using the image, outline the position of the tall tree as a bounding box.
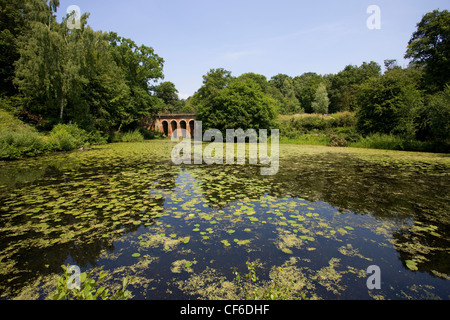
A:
[13,3,84,124]
[311,83,329,115]
[267,74,302,114]
[75,27,131,133]
[191,68,233,112]
[13,2,165,133]
[293,72,324,113]
[155,81,179,107]
[0,0,26,96]
[237,72,268,92]
[405,9,450,92]
[327,62,381,113]
[197,78,276,133]
[356,68,423,138]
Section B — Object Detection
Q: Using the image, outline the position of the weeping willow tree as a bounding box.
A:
[12,0,165,132]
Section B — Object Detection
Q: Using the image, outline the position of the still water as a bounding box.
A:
[0,141,449,299]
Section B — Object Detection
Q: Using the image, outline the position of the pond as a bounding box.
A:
[0,140,449,300]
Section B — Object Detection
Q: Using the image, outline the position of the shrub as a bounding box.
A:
[86,130,108,145]
[334,126,361,143]
[0,129,47,159]
[290,116,331,132]
[121,130,144,142]
[0,109,27,132]
[350,133,404,150]
[327,132,348,147]
[426,85,450,141]
[279,133,329,145]
[0,110,47,159]
[49,124,89,151]
[332,112,357,127]
[138,127,164,140]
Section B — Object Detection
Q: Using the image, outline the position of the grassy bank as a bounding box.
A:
[277,112,450,153]
[2,109,448,161]
[0,110,157,160]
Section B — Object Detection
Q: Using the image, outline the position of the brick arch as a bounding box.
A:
[161,120,169,136]
[170,120,178,138]
[179,120,188,137]
[188,120,195,137]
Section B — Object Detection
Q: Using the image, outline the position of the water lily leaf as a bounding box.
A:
[406,260,418,271]
[132,253,141,258]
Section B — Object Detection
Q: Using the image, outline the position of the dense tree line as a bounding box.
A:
[192,9,449,146]
[0,2,448,154]
[0,0,183,135]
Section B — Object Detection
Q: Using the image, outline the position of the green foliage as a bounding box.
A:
[49,124,88,151]
[405,9,450,92]
[0,109,47,159]
[192,68,233,110]
[120,130,144,142]
[233,259,305,300]
[279,133,329,146]
[327,61,382,113]
[237,72,269,92]
[268,75,303,114]
[47,265,132,300]
[332,112,358,127]
[0,128,47,159]
[356,68,424,138]
[348,133,449,153]
[8,2,165,134]
[278,113,359,146]
[197,78,277,133]
[0,113,109,160]
[327,132,348,147]
[290,116,330,132]
[424,85,450,140]
[311,83,330,115]
[138,127,164,140]
[0,108,25,131]
[1,4,447,157]
[86,129,108,146]
[349,133,404,150]
[282,113,357,133]
[292,73,325,114]
[155,81,179,106]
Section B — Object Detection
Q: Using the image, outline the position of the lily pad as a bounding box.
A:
[406,260,418,271]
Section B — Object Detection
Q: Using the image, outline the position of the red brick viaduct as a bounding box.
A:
[144,114,197,137]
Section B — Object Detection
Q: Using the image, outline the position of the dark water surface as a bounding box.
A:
[0,141,449,299]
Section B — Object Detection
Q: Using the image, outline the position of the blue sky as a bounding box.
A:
[57,0,449,99]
